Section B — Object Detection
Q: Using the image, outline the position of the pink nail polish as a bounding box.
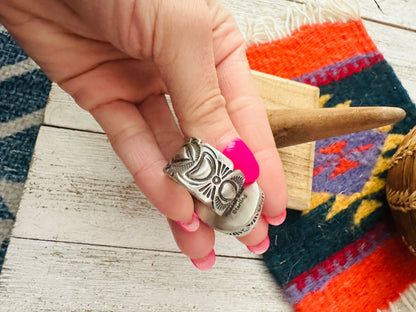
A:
[247,236,270,255]
[264,210,287,226]
[177,212,200,232]
[222,139,259,183]
[191,250,216,271]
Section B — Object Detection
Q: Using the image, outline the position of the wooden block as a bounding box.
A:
[45,71,318,210]
[252,70,319,210]
[252,70,319,110]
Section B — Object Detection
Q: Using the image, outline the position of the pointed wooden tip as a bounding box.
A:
[373,106,406,123]
[268,106,406,148]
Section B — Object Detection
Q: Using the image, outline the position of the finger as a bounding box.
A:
[153,1,239,152]
[90,99,195,223]
[138,92,268,259]
[139,94,216,264]
[59,58,195,224]
[153,1,262,210]
[153,0,283,249]
[137,94,184,161]
[168,218,216,270]
[237,217,270,254]
[213,32,288,224]
[138,94,201,231]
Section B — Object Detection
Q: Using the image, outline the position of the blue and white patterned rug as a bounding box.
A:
[0,25,51,272]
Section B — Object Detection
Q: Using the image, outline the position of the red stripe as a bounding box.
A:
[246,20,378,79]
[295,235,416,312]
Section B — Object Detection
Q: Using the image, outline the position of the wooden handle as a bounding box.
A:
[252,70,406,148]
[267,106,406,148]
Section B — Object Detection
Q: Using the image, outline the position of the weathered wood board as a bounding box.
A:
[0,237,293,312]
[13,126,258,256]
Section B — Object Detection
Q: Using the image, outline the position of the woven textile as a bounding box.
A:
[0,26,51,272]
[245,3,416,312]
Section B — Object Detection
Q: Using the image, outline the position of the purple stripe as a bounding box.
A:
[282,221,393,305]
[293,51,383,86]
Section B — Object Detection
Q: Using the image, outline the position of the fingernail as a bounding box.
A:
[247,236,270,255]
[191,250,216,271]
[177,212,200,232]
[264,210,287,226]
[222,139,259,183]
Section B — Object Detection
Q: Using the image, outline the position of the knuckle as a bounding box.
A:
[227,96,259,116]
[182,91,227,129]
[132,158,165,183]
[255,146,278,162]
[109,124,147,154]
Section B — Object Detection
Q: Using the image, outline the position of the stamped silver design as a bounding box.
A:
[164,138,264,236]
[195,182,264,236]
[164,138,245,216]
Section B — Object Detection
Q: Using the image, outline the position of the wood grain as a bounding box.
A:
[252,70,319,111]
[13,126,260,257]
[365,20,416,103]
[43,84,102,133]
[0,237,293,312]
[358,0,416,31]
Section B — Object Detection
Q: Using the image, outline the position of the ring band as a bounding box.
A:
[164,138,264,236]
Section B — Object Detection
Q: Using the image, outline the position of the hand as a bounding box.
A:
[0,0,287,269]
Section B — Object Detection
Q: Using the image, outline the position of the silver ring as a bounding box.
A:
[164,138,264,236]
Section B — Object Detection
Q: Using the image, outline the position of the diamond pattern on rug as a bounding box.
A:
[313,130,388,194]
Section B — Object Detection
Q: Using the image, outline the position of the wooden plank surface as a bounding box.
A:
[13,126,257,257]
[358,0,416,31]
[365,21,416,103]
[6,125,295,311]
[0,237,293,312]
[43,84,102,133]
